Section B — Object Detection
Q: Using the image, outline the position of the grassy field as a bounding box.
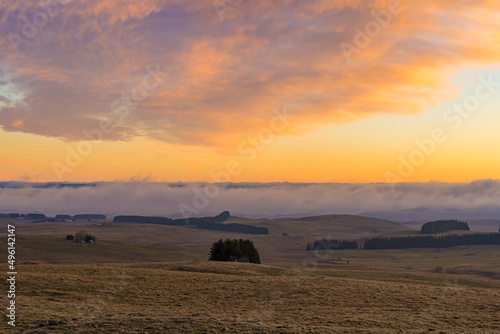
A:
[1,262,499,333]
[0,216,499,333]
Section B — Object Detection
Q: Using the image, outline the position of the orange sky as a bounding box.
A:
[0,0,499,183]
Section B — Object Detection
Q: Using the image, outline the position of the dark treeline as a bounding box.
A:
[0,213,21,219]
[420,220,470,234]
[209,239,261,263]
[0,213,47,220]
[308,239,359,250]
[0,213,101,221]
[113,215,182,225]
[113,211,268,234]
[113,211,229,226]
[197,221,268,234]
[184,211,230,224]
[364,233,500,249]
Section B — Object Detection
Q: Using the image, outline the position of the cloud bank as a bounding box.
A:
[0,180,498,221]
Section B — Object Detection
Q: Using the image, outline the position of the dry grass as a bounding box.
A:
[1,262,499,333]
[0,216,499,333]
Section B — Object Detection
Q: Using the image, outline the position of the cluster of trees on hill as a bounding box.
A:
[185,211,230,225]
[307,239,359,250]
[420,220,469,234]
[308,232,500,251]
[0,213,47,220]
[197,221,268,234]
[363,233,500,249]
[113,215,183,225]
[0,213,106,221]
[113,211,268,234]
[0,213,22,219]
[66,232,97,243]
[209,239,261,263]
[113,211,230,225]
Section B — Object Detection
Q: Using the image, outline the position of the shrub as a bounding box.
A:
[66,234,74,240]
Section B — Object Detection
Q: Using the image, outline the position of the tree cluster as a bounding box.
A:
[209,239,261,263]
[197,221,268,234]
[364,233,500,249]
[113,211,230,226]
[113,211,268,234]
[185,211,230,225]
[420,220,469,234]
[307,239,359,250]
[67,232,97,243]
[113,215,182,225]
[0,213,21,219]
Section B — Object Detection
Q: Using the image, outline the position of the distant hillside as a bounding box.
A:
[246,214,410,239]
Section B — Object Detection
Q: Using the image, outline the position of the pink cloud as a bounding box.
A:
[0,0,499,148]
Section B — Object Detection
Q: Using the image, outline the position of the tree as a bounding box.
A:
[74,231,85,243]
[420,220,469,234]
[209,239,260,264]
[66,234,74,240]
[84,234,97,243]
[312,239,359,250]
[73,231,96,243]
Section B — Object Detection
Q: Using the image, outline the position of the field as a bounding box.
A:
[1,215,499,333]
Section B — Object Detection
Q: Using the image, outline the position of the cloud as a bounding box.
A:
[0,180,498,221]
[0,0,499,148]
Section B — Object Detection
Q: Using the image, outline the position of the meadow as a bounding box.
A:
[0,215,499,333]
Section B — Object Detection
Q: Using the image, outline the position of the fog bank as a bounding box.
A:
[0,180,499,221]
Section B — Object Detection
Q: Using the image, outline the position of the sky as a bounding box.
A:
[0,0,499,184]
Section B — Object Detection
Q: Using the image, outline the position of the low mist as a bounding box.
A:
[1,180,498,221]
